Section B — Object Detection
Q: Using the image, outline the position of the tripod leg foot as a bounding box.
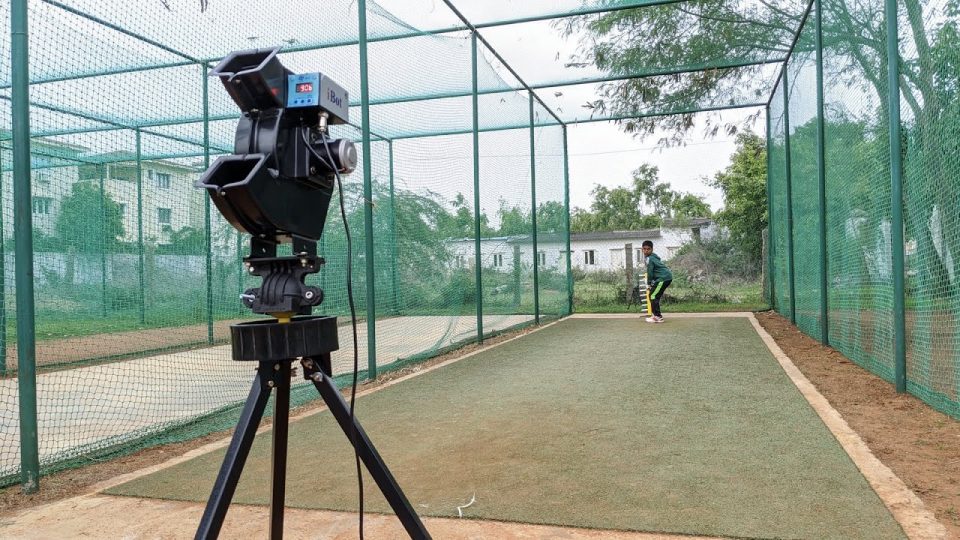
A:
[196,362,274,540]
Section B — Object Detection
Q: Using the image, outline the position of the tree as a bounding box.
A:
[160,226,206,255]
[672,193,713,220]
[536,200,567,234]
[496,199,530,236]
[709,131,767,262]
[561,0,960,297]
[557,3,788,143]
[570,163,709,232]
[55,181,124,253]
[440,192,495,239]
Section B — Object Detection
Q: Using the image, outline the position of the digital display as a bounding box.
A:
[296,82,314,93]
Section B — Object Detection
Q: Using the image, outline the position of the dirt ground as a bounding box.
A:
[2,312,959,538]
[756,311,960,538]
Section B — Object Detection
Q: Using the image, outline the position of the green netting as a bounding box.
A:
[899,0,960,415]
[823,0,895,380]
[786,19,822,341]
[10,0,956,495]
[0,0,586,486]
[533,102,568,319]
[769,0,960,420]
[769,80,790,319]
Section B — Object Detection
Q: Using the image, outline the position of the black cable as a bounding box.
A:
[315,129,365,539]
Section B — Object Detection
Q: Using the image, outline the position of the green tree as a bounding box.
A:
[672,193,713,220]
[560,0,960,288]
[569,163,708,232]
[709,132,767,262]
[55,181,124,253]
[160,226,206,255]
[441,192,495,238]
[496,199,530,236]
[536,200,567,234]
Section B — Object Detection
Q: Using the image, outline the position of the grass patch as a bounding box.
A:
[573,272,767,313]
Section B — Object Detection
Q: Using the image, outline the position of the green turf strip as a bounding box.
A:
[107,318,905,539]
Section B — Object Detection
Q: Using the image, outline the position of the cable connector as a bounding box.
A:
[318,111,330,133]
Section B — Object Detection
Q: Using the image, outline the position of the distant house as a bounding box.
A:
[78,152,205,245]
[445,232,566,273]
[446,218,715,273]
[0,137,89,238]
[573,218,715,272]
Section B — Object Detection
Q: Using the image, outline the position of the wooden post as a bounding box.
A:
[624,243,634,302]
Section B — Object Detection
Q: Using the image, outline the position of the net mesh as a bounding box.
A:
[769,0,960,420]
[7,0,957,490]
[0,0,580,485]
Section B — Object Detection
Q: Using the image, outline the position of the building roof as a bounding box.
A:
[662,217,713,228]
[571,229,662,242]
[82,151,199,171]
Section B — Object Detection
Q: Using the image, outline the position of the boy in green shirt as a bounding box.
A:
[642,240,672,323]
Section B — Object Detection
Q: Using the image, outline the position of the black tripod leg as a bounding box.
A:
[303,356,431,540]
[270,361,291,539]
[196,361,274,540]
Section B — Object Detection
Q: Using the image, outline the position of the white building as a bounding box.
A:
[79,152,206,245]
[446,219,715,273]
[1,138,88,238]
[2,140,205,247]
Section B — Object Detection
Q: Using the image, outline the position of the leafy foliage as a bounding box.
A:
[709,131,767,262]
[571,163,709,232]
[55,181,124,253]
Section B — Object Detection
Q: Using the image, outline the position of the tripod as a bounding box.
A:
[195,238,431,539]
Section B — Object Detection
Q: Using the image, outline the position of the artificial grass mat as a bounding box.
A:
[107,317,905,539]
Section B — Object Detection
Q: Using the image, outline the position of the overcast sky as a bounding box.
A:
[376,0,767,214]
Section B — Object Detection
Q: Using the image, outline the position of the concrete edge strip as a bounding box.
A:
[570,312,752,319]
[747,313,947,540]
[88,317,566,494]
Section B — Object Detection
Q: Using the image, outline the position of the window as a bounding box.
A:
[636,249,643,263]
[455,254,466,268]
[493,253,504,268]
[118,203,127,217]
[538,251,546,266]
[32,197,52,215]
[33,170,50,184]
[157,207,172,226]
[584,250,595,265]
[156,172,171,189]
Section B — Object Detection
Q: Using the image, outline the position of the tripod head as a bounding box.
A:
[196,47,357,317]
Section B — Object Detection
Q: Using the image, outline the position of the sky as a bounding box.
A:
[375,0,768,214]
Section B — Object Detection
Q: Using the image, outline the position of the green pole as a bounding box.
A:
[12,0,40,493]
[0,153,6,376]
[765,108,775,309]
[99,165,107,317]
[885,0,907,393]
[203,65,213,343]
[472,31,484,342]
[782,68,796,324]
[359,0,377,379]
[136,128,145,325]
[562,125,572,315]
[388,140,399,315]
[815,0,829,345]
[236,231,243,315]
[528,93,540,324]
